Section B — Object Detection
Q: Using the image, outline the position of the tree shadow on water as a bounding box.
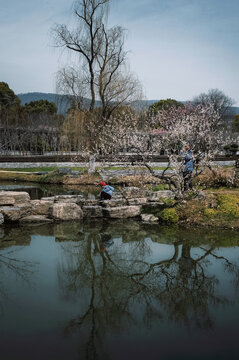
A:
[57,222,239,360]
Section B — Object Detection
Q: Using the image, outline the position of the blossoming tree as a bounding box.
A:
[93,103,238,193]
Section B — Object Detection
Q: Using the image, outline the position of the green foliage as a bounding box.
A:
[158,208,179,224]
[0,167,57,172]
[203,208,217,217]
[151,184,170,191]
[149,98,183,115]
[217,194,239,218]
[0,82,20,108]
[25,99,57,114]
[161,198,177,206]
[202,194,239,222]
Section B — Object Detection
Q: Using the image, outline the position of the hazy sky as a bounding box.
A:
[0,0,238,104]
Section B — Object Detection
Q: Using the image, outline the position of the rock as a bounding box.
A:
[20,215,53,223]
[148,190,174,202]
[17,203,32,216]
[141,214,158,223]
[122,187,148,199]
[50,203,83,221]
[0,191,30,205]
[101,199,127,207]
[54,195,84,204]
[41,196,56,202]
[82,206,103,218]
[127,198,148,206]
[0,213,4,225]
[0,206,22,221]
[31,200,53,216]
[102,206,141,219]
[84,199,100,206]
[0,203,32,222]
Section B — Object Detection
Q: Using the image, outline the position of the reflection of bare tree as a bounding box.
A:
[57,223,239,359]
[0,240,37,315]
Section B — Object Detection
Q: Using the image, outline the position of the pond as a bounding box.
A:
[0,220,239,360]
[0,181,100,199]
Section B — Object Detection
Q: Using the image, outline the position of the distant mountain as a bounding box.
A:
[17,92,160,115]
[18,92,84,115]
[17,92,239,116]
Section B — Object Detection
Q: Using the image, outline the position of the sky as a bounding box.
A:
[0,0,239,105]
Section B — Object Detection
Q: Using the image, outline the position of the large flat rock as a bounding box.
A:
[122,187,148,199]
[50,203,83,221]
[127,198,148,206]
[31,200,53,216]
[20,215,53,223]
[101,199,127,207]
[0,203,32,221]
[102,206,141,219]
[54,195,84,204]
[0,191,30,205]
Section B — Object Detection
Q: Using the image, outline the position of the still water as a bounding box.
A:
[0,220,239,360]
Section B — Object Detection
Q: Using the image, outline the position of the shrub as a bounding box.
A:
[158,208,179,224]
[217,194,239,218]
[203,208,217,217]
[195,168,238,188]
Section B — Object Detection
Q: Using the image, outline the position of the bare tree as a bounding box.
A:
[53,0,142,119]
[97,25,142,118]
[53,0,109,111]
[192,88,234,119]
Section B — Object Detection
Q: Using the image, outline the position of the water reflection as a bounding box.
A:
[0,181,100,199]
[56,221,239,359]
[0,222,239,359]
[0,227,37,315]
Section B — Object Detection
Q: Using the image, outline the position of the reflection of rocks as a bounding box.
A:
[54,222,83,242]
[0,227,32,249]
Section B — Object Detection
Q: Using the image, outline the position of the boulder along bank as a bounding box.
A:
[0,188,239,230]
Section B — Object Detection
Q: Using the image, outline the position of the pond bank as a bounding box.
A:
[0,187,239,230]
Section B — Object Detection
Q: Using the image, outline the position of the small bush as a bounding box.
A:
[204,208,217,217]
[217,194,239,218]
[195,168,238,189]
[158,208,179,224]
[151,184,169,191]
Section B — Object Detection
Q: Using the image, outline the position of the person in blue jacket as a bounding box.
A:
[182,145,194,191]
[99,182,114,200]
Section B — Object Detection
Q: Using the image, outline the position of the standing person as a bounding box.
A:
[99,182,114,200]
[182,145,194,191]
